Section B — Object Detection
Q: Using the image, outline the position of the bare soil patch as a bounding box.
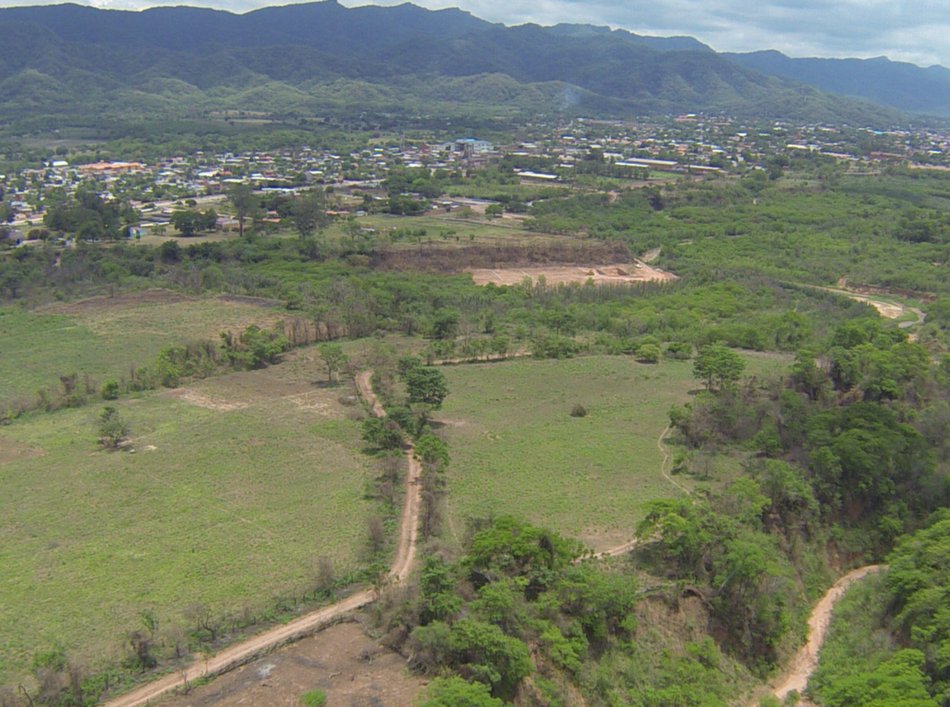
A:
[41,289,285,340]
[768,565,885,703]
[0,438,44,465]
[165,351,346,415]
[165,388,249,412]
[162,620,424,707]
[468,261,677,286]
[40,288,195,314]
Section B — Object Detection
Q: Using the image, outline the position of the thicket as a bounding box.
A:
[808,513,950,706]
[364,313,949,705]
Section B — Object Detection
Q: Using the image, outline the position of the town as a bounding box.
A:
[2,116,949,245]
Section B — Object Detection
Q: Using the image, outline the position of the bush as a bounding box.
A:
[98,406,130,449]
[300,689,327,707]
[101,380,120,400]
[636,343,662,363]
[570,404,587,418]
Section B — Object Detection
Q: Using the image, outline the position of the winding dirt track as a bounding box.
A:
[104,371,421,707]
[769,564,885,702]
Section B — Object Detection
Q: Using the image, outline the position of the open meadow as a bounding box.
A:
[0,290,284,403]
[0,351,373,684]
[438,353,789,551]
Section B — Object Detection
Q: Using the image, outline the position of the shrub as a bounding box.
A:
[101,380,120,400]
[98,406,130,449]
[300,689,327,707]
[570,404,587,418]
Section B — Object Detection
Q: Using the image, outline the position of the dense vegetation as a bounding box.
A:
[0,1,899,133]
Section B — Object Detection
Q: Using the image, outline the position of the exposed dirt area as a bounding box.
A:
[818,283,926,338]
[0,438,44,465]
[161,620,425,707]
[767,565,885,703]
[468,261,677,286]
[164,351,345,415]
[40,289,285,340]
[40,289,195,313]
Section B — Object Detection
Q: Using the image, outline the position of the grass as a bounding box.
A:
[0,291,284,402]
[0,353,374,684]
[437,353,788,551]
[357,212,563,249]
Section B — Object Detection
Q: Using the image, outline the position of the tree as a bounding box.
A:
[361,417,404,451]
[636,343,662,363]
[421,677,503,706]
[98,406,130,448]
[429,308,460,340]
[415,432,450,468]
[693,345,745,391]
[291,189,329,238]
[318,342,348,383]
[170,209,215,237]
[227,183,255,238]
[405,367,449,409]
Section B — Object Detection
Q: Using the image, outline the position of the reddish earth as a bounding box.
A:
[161,620,425,707]
[768,565,886,703]
[468,261,676,286]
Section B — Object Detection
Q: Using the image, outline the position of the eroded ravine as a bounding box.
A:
[769,564,886,702]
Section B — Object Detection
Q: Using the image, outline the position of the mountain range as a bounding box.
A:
[0,0,946,132]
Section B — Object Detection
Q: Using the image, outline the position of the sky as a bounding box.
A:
[4,0,948,68]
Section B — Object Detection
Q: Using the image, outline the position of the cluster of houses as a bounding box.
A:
[2,116,949,238]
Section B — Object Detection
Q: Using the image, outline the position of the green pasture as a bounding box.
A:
[437,353,788,551]
[0,294,283,402]
[0,360,372,683]
[357,212,561,249]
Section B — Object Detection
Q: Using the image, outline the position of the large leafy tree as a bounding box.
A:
[693,344,745,391]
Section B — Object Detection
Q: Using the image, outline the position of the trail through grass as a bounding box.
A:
[0,357,371,684]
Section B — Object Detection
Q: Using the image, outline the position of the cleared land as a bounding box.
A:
[0,352,373,685]
[160,620,424,707]
[438,354,788,551]
[0,290,283,401]
[467,261,676,286]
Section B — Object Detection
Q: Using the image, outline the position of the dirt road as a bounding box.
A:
[769,564,885,702]
[104,371,420,707]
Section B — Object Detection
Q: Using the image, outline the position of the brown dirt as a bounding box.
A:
[0,438,44,465]
[468,261,677,286]
[103,370,422,707]
[40,289,195,314]
[161,620,425,707]
[767,565,885,703]
[164,352,345,415]
[166,389,249,412]
[40,289,285,342]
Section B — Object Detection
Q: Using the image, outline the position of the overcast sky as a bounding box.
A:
[6,0,948,68]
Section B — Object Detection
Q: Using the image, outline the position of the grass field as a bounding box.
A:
[437,353,788,551]
[0,351,373,684]
[357,212,563,250]
[0,290,283,402]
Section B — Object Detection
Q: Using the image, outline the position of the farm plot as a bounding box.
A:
[0,358,372,685]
